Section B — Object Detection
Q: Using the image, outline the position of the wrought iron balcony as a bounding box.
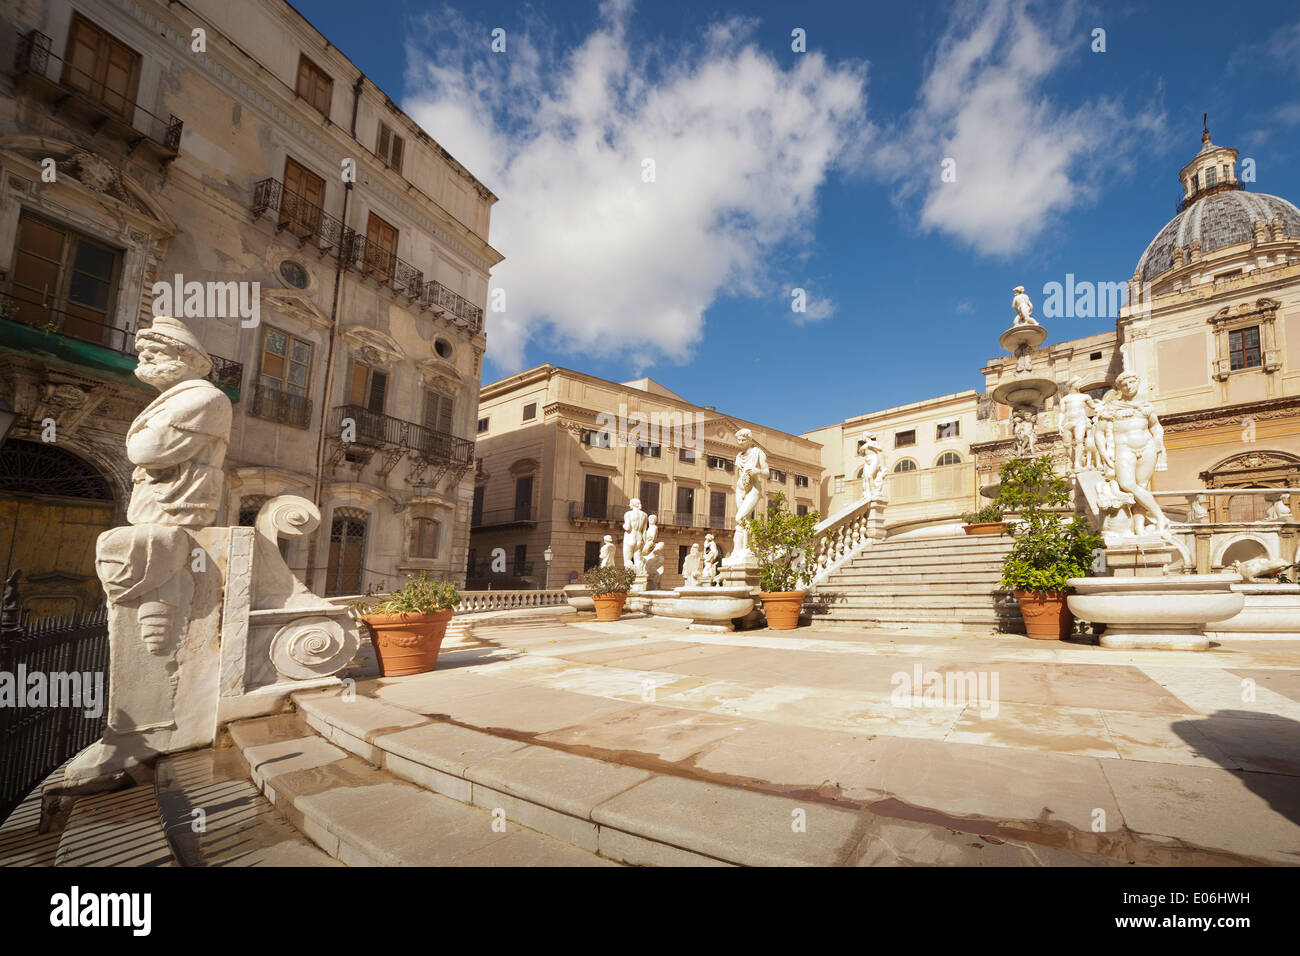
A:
[328,405,474,466]
[249,383,312,428]
[342,233,425,300]
[419,278,485,333]
[13,30,182,162]
[251,178,349,256]
[471,504,538,529]
[0,291,242,400]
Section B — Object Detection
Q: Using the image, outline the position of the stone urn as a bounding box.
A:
[361,609,454,677]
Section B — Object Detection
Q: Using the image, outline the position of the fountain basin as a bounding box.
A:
[563,585,594,611]
[654,586,757,631]
[992,376,1057,408]
[1205,584,1300,640]
[1066,573,1244,651]
[998,324,1048,354]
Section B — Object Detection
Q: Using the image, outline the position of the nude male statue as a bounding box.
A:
[622,498,647,568]
[1059,376,1098,473]
[731,429,768,558]
[1012,285,1037,326]
[1094,372,1168,535]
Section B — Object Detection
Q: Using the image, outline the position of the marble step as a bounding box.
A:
[228,713,619,867]
[53,772,175,867]
[154,748,340,866]
[824,575,1005,589]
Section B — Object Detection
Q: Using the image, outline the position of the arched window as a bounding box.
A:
[893,459,918,473]
[935,451,962,467]
[1083,384,1111,401]
[0,439,112,500]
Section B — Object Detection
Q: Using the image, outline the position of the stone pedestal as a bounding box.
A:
[1102,536,1178,577]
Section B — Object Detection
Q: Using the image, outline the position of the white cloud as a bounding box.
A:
[403,2,867,369]
[873,0,1164,257]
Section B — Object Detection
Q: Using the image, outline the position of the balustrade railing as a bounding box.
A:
[809,496,881,586]
[456,589,568,614]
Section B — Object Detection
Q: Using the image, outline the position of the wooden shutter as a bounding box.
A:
[366,370,387,413]
[347,361,369,407]
[63,15,140,120]
[282,158,325,237]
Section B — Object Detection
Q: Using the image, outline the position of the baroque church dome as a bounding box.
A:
[1134,128,1300,284]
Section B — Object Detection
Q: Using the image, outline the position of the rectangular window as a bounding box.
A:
[423,390,454,434]
[63,14,141,121]
[281,157,326,239]
[834,476,845,494]
[581,428,612,448]
[9,211,123,347]
[936,420,960,440]
[363,212,398,283]
[513,544,527,576]
[346,360,386,414]
[376,122,404,174]
[477,417,489,433]
[1090,351,1103,361]
[472,484,485,525]
[769,469,786,483]
[639,480,660,517]
[708,455,734,473]
[1205,167,1217,188]
[794,475,810,488]
[583,474,609,518]
[678,545,690,574]
[796,504,809,517]
[522,402,537,421]
[635,441,661,458]
[709,491,727,526]
[679,448,697,464]
[894,430,916,448]
[514,475,533,522]
[296,54,333,118]
[675,486,695,524]
[260,325,313,396]
[584,540,603,571]
[409,517,440,559]
[1228,326,1262,370]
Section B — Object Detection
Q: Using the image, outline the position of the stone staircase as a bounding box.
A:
[809,532,1025,633]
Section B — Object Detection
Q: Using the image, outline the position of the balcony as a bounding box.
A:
[248,383,311,428]
[0,291,241,400]
[472,504,538,529]
[342,232,426,301]
[251,178,349,257]
[328,405,474,465]
[13,31,182,163]
[419,279,485,333]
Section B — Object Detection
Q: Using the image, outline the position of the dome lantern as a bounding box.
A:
[1177,117,1240,212]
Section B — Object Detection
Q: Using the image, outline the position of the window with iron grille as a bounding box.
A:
[1228,326,1261,370]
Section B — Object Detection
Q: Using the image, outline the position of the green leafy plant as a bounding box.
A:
[996,455,1102,594]
[363,571,460,615]
[742,492,822,593]
[961,502,1004,524]
[582,564,636,595]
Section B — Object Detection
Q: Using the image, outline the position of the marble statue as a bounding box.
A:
[1059,377,1097,474]
[1232,556,1298,583]
[1186,494,1209,523]
[1266,494,1292,521]
[622,498,647,568]
[1012,285,1037,326]
[681,543,702,585]
[701,533,720,584]
[599,534,616,567]
[640,514,659,566]
[730,429,768,560]
[857,433,886,499]
[643,542,665,590]
[1012,406,1037,457]
[1093,371,1168,536]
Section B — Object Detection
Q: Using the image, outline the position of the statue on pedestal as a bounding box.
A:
[622,498,647,569]
[639,514,659,572]
[729,429,767,561]
[1059,377,1097,474]
[1012,285,1037,326]
[1093,371,1168,536]
[701,533,720,584]
[857,433,886,499]
[1267,494,1292,521]
[644,542,665,590]
[599,534,616,567]
[1012,406,1037,457]
[682,544,702,585]
[1186,494,1209,523]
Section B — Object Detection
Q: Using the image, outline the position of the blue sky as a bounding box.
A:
[294,0,1300,435]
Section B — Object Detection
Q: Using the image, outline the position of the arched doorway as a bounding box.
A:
[0,439,116,618]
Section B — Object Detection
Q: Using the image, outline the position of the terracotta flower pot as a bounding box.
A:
[591,592,627,622]
[1014,590,1073,640]
[760,590,805,630]
[963,522,1005,536]
[362,608,454,676]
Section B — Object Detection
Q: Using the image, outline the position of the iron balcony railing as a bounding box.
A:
[472,505,538,528]
[249,383,312,429]
[252,178,349,256]
[420,278,485,332]
[14,30,182,159]
[0,291,242,398]
[328,405,474,466]
[341,232,426,300]
[567,501,627,523]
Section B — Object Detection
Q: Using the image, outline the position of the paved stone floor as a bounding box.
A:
[357,615,1300,865]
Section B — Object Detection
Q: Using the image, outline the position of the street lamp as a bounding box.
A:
[0,395,16,447]
[543,545,554,589]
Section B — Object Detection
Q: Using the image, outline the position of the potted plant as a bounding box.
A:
[357,572,461,676]
[996,456,1102,640]
[583,565,636,621]
[961,502,1006,535]
[742,493,822,630]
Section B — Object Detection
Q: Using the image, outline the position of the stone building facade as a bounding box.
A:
[470,365,824,590]
[0,0,499,614]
